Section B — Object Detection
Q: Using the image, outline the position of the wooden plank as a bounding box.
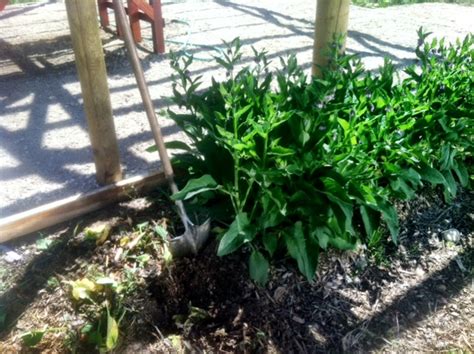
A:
[65,0,123,185]
[0,171,167,243]
[312,0,350,77]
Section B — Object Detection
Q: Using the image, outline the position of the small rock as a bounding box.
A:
[436,284,447,292]
[355,256,368,270]
[292,315,305,324]
[415,266,425,276]
[442,229,461,243]
[4,251,22,263]
[273,286,287,303]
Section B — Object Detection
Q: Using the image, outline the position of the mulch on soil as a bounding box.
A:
[0,188,473,353]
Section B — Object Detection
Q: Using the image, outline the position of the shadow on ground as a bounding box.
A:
[1,1,420,218]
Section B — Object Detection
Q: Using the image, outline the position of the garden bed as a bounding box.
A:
[1,1,473,352]
[0,188,472,352]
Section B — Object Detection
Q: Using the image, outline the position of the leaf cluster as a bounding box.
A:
[167,31,473,283]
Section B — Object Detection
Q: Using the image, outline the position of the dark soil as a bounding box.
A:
[0,189,473,353]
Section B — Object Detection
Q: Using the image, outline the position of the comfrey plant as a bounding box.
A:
[163,31,472,284]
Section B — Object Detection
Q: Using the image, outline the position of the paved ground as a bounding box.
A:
[0,0,473,218]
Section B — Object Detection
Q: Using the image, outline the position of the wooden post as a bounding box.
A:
[65,0,122,184]
[312,0,350,78]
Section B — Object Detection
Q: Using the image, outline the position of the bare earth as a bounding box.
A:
[1,0,473,218]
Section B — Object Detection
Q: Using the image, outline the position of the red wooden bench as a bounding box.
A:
[98,0,165,54]
[0,0,9,12]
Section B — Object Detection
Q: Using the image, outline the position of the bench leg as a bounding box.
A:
[98,0,110,27]
[127,0,142,42]
[150,0,165,53]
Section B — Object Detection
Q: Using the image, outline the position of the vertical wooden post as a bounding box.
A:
[65,0,122,185]
[150,0,165,54]
[312,0,350,78]
[127,0,142,42]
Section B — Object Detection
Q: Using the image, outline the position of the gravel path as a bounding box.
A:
[0,0,473,218]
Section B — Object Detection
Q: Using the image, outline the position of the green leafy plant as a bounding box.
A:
[35,237,55,251]
[165,31,472,283]
[20,329,46,347]
[20,327,65,348]
[67,276,125,351]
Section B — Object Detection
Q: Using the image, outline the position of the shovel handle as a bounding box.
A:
[113,0,191,226]
[112,0,175,189]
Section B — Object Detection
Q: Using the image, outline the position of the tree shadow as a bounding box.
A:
[348,247,473,352]
[215,0,418,69]
[0,1,48,20]
[1,0,425,219]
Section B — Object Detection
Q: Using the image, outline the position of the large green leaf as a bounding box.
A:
[249,250,269,285]
[21,330,45,347]
[171,175,219,201]
[442,169,457,197]
[390,177,415,200]
[399,168,422,188]
[321,177,354,234]
[217,213,255,256]
[313,227,330,250]
[165,141,193,152]
[452,161,469,187]
[328,236,356,250]
[377,200,399,244]
[106,309,119,350]
[262,233,278,256]
[418,165,446,185]
[360,205,378,238]
[285,222,317,281]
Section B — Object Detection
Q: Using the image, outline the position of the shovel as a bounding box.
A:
[113,0,210,257]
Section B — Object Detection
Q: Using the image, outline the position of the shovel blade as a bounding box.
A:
[169,219,211,258]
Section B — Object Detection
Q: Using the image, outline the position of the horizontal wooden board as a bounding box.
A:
[0,170,167,243]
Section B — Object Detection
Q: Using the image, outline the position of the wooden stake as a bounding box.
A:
[65,0,122,184]
[312,0,350,78]
[0,171,167,243]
